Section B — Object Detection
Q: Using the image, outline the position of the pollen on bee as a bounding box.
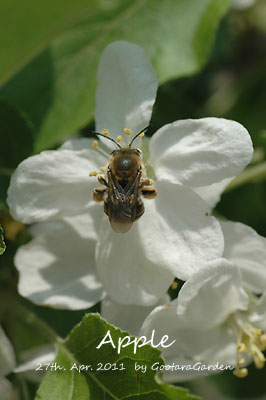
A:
[148,179,154,186]
[102,129,110,135]
[92,140,98,149]
[100,167,105,173]
[117,135,123,142]
[89,171,98,177]
[123,128,132,134]
[139,132,145,138]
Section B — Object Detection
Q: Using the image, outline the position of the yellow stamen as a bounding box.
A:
[92,140,98,149]
[89,171,98,177]
[237,358,245,366]
[100,167,105,173]
[139,132,145,138]
[171,281,178,290]
[117,135,123,142]
[102,129,110,135]
[233,368,248,378]
[123,128,132,134]
[260,334,266,346]
[254,354,265,369]
[237,343,246,353]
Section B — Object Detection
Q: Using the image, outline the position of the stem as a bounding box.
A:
[0,167,14,176]
[11,303,61,344]
[225,161,266,192]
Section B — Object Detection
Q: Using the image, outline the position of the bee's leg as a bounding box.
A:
[141,187,157,199]
[140,178,154,187]
[135,201,145,220]
[98,175,108,186]
[93,188,106,202]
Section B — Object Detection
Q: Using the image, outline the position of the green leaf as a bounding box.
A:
[0,225,6,255]
[0,101,34,169]
[35,314,200,400]
[0,0,100,85]
[1,0,232,152]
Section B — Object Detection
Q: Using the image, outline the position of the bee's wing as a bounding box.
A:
[109,218,133,233]
[106,168,142,233]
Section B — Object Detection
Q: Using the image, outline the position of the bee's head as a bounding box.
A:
[92,126,149,179]
[111,149,141,179]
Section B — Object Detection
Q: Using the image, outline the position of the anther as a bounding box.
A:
[260,334,266,346]
[139,132,145,138]
[171,281,178,290]
[254,354,265,369]
[117,135,123,142]
[237,358,245,366]
[92,140,98,149]
[237,343,246,353]
[123,128,132,134]
[233,368,248,378]
[100,167,105,173]
[102,129,110,135]
[89,171,98,177]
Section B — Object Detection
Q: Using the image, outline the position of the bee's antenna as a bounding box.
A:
[129,126,150,147]
[93,132,122,149]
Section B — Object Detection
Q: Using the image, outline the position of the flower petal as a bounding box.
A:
[7,144,107,223]
[101,295,169,336]
[249,292,266,331]
[193,177,233,208]
[176,259,248,329]
[221,221,266,293]
[140,300,237,378]
[137,181,224,280]
[15,214,105,310]
[149,118,253,187]
[0,378,18,400]
[14,344,56,383]
[0,326,16,376]
[96,217,174,306]
[95,41,157,141]
[96,181,223,304]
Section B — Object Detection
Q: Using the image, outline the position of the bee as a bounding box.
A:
[92,127,157,233]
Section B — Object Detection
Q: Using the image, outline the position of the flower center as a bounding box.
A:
[228,311,266,378]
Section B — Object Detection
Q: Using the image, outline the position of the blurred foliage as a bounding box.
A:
[1,0,266,399]
[0,0,98,85]
[151,0,266,238]
[0,101,34,169]
[0,225,5,255]
[0,0,231,152]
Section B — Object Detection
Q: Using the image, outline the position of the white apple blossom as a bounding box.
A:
[140,259,266,381]
[102,221,266,381]
[7,41,253,307]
